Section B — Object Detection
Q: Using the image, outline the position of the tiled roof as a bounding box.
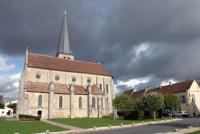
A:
[28,53,111,76]
[124,80,194,98]
[91,84,103,95]
[26,81,103,95]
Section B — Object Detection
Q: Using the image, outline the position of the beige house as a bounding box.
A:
[17,12,115,119]
[124,80,200,117]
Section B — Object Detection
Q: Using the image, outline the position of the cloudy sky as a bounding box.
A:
[1,0,200,100]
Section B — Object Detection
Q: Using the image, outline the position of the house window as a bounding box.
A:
[99,84,102,91]
[38,95,42,107]
[36,73,41,79]
[87,78,91,83]
[72,77,76,82]
[192,94,195,103]
[79,97,82,109]
[179,96,186,103]
[59,96,63,108]
[92,97,95,107]
[106,84,109,93]
[55,75,60,81]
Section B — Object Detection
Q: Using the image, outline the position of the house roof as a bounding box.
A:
[124,80,194,98]
[26,81,102,95]
[27,53,111,77]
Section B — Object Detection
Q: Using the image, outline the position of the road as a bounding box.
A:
[85,118,200,134]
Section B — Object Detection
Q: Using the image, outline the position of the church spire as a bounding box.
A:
[57,10,74,60]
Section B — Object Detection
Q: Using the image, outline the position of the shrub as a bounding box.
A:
[19,114,40,121]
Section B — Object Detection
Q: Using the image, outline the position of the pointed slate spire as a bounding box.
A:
[57,10,71,55]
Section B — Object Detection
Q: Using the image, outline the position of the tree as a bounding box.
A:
[138,92,164,120]
[7,103,17,114]
[0,103,5,109]
[112,95,135,111]
[164,94,180,113]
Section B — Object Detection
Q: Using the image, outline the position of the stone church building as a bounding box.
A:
[17,12,115,119]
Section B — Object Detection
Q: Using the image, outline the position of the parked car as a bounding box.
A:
[162,111,172,118]
[173,111,189,117]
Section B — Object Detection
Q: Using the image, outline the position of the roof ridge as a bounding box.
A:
[28,52,101,65]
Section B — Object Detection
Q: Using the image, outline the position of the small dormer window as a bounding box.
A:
[72,77,76,82]
[36,73,41,79]
[87,78,91,83]
[55,75,60,81]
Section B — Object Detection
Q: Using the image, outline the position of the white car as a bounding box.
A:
[173,111,189,117]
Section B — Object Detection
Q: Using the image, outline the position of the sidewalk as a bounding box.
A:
[41,119,84,131]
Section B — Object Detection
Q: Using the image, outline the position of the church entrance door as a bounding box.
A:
[37,110,42,118]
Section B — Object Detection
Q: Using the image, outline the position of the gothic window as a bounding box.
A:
[99,84,102,91]
[59,96,63,108]
[72,77,76,82]
[106,84,109,93]
[92,97,95,107]
[38,95,42,107]
[36,73,41,79]
[87,78,91,83]
[55,75,60,81]
[79,97,82,108]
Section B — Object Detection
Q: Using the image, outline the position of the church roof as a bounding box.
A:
[124,80,194,98]
[26,81,103,95]
[28,53,111,77]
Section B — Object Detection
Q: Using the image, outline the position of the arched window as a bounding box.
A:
[87,78,91,83]
[99,84,102,91]
[101,97,104,108]
[106,84,109,93]
[55,75,60,81]
[72,77,76,82]
[59,96,63,108]
[38,95,42,107]
[79,97,82,108]
[92,97,95,107]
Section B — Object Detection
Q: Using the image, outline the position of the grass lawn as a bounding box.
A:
[0,118,66,134]
[50,118,162,128]
[187,130,200,134]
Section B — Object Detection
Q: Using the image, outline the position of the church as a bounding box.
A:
[17,12,115,119]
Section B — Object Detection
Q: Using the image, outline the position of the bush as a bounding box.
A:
[19,114,40,121]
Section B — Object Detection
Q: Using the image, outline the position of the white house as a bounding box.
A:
[0,107,13,117]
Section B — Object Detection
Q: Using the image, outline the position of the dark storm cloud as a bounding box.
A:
[0,0,200,92]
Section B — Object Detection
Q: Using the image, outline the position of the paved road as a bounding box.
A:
[85,118,200,134]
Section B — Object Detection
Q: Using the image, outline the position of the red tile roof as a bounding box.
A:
[91,84,103,95]
[28,53,111,76]
[26,81,103,95]
[124,80,194,98]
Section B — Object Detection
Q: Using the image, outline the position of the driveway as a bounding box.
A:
[85,118,200,134]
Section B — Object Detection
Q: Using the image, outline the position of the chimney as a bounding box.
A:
[169,81,172,86]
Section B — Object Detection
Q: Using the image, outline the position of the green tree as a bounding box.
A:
[112,95,135,111]
[138,92,164,120]
[0,103,5,109]
[7,103,17,114]
[164,94,180,113]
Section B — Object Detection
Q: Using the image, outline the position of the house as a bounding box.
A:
[124,80,200,117]
[17,12,115,119]
[0,107,13,117]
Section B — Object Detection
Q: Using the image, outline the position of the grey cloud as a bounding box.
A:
[0,0,200,93]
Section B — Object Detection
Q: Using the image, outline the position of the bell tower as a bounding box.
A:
[56,11,74,60]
